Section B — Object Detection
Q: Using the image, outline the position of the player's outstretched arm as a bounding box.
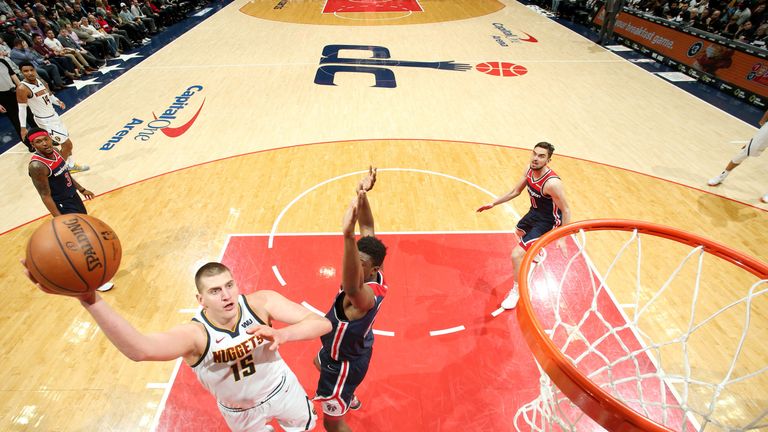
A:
[357,167,377,237]
[246,290,331,351]
[477,173,527,212]
[341,193,376,312]
[82,297,205,362]
[20,260,204,362]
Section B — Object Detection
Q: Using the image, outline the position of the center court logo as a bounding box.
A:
[314,45,528,88]
[99,85,205,151]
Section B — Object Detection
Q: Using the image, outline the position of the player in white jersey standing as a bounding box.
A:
[22,261,331,432]
[707,109,768,203]
[16,61,90,172]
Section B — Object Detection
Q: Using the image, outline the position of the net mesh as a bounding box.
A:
[514,225,768,432]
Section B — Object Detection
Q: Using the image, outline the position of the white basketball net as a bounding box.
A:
[513,228,768,431]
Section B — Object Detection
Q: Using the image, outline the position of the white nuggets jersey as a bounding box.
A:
[191,295,292,409]
[22,79,58,119]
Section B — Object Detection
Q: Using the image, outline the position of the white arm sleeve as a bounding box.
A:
[18,103,27,127]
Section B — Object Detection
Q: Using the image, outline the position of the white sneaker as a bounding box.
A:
[96,282,114,292]
[501,285,520,310]
[707,172,728,186]
[761,193,768,203]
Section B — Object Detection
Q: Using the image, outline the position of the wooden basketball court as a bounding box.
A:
[0,0,766,430]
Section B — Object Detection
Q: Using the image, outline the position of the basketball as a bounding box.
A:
[25,214,122,296]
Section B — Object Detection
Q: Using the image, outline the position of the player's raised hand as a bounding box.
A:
[246,325,285,352]
[19,259,96,303]
[342,195,359,237]
[358,166,377,192]
[476,203,494,213]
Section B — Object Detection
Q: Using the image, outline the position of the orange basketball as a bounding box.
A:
[25,214,122,296]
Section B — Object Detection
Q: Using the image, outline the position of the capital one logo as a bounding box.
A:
[100,85,206,151]
[314,44,527,88]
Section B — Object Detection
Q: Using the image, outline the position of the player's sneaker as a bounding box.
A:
[350,395,362,410]
[96,282,114,292]
[69,163,90,173]
[761,193,768,203]
[533,248,547,264]
[707,172,728,186]
[501,284,520,310]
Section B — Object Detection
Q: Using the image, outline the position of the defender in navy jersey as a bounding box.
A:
[27,127,93,216]
[22,261,331,432]
[27,127,116,293]
[477,142,572,310]
[314,167,388,432]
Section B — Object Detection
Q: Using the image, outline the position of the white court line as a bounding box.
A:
[268,167,519,249]
[491,308,506,317]
[150,358,183,432]
[429,325,465,336]
[272,265,287,286]
[373,330,395,337]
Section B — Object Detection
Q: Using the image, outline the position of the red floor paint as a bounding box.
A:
[156,233,690,431]
[322,0,423,14]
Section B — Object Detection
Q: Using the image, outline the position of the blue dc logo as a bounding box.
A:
[314,45,470,88]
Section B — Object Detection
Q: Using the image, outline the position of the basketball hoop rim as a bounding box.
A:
[516,219,768,432]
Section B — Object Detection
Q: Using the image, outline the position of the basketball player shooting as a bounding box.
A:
[476,142,572,310]
[21,261,331,432]
[313,167,388,432]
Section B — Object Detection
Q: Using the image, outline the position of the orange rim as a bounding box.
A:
[516,219,768,432]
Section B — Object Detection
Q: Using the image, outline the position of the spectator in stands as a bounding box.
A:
[70,20,115,57]
[705,9,726,32]
[105,10,148,44]
[44,30,95,75]
[31,34,79,80]
[89,14,134,51]
[77,16,119,55]
[0,0,13,18]
[733,1,752,25]
[735,18,757,40]
[17,21,35,46]
[27,18,45,40]
[722,14,742,38]
[118,3,152,40]
[57,27,105,68]
[38,15,60,36]
[53,9,71,32]
[9,38,66,90]
[128,0,158,33]
[750,3,766,25]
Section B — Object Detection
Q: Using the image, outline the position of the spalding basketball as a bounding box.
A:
[26,214,122,296]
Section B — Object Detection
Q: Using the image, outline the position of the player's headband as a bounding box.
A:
[28,130,50,142]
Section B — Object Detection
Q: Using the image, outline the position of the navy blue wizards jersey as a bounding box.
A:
[320,271,388,362]
[30,149,76,202]
[525,167,562,225]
